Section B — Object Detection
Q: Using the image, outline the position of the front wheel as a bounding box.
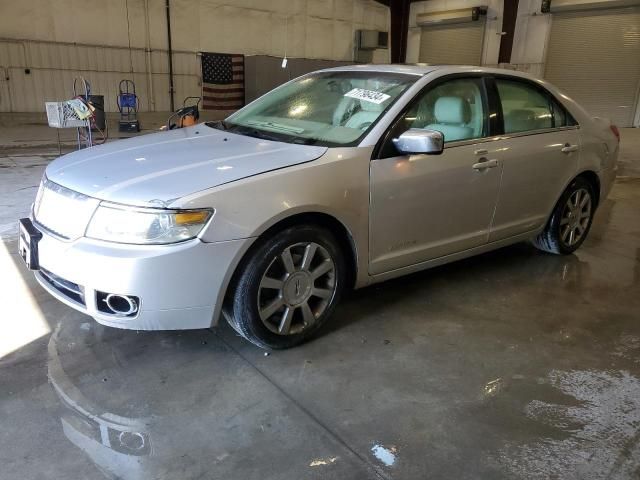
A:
[532,177,595,255]
[225,225,346,349]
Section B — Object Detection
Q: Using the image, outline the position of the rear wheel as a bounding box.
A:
[532,177,595,255]
[225,225,346,349]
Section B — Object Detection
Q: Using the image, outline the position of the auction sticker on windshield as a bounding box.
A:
[344,88,390,105]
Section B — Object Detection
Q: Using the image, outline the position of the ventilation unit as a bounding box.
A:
[357,30,389,50]
[416,6,488,26]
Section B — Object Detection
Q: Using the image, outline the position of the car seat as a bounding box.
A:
[343,99,386,130]
[424,97,474,142]
[504,108,552,133]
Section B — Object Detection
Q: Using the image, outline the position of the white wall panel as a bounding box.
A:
[151,74,171,112]
[305,17,336,59]
[333,19,356,60]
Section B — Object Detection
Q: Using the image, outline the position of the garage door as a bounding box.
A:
[544,7,640,127]
[419,22,485,65]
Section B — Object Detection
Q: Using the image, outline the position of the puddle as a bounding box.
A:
[496,369,640,479]
[371,444,397,467]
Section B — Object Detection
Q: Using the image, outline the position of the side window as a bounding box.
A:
[550,98,577,128]
[496,79,553,133]
[551,99,567,127]
[380,77,488,158]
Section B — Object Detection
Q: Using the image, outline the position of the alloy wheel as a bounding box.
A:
[560,187,592,247]
[257,242,337,335]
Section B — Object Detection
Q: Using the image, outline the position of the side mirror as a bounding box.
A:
[392,128,444,155]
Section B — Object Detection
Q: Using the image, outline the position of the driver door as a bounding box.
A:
[369,77,502,275]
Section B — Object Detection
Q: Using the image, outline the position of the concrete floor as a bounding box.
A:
[1,128,640,479]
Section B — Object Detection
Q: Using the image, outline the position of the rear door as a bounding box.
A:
[488,77,581,242]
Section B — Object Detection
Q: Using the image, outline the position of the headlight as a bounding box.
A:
[86,203,213,245]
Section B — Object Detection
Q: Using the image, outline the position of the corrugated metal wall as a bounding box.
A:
[544,7,640,127]
[0,41,355,113]
[0,40,200,113]
[0,0,390,113]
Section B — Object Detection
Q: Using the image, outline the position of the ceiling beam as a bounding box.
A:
[389,0,411,63]
[374,0,422,63]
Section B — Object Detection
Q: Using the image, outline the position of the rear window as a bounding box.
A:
[496,79,553,133]
[496,78,577,133]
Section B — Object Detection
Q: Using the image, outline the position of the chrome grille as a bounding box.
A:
[34,178,100,240]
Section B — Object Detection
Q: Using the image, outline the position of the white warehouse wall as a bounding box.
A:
[0,0,390,112]
[509,0,554,76]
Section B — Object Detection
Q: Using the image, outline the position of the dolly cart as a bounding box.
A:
[117,79,140,132]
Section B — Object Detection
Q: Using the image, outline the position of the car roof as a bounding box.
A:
[319,64,542,82]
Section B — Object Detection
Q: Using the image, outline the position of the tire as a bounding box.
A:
[532,176,596,255]
[225,224,346,349]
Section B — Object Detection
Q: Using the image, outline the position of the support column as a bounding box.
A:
[389,0,411,63]
[498,0,520,63]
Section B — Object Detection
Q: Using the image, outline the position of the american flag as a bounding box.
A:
[201,52,245,111]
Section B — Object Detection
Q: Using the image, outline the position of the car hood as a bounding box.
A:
[44,124,328,207]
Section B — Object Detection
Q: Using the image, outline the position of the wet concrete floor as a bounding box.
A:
[1,152,640,479]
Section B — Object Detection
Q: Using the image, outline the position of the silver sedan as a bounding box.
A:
[19,65,619,349]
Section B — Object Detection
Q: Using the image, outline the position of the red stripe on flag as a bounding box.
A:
[203,101,244,106]
[203,96,244,103]
[203,105,243,111]
[203,108,241,111]
[203,87,244,94]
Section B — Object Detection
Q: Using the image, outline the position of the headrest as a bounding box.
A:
[504,109,538,132]
[434,97,470,124]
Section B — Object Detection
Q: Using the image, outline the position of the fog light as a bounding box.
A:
[97,291,139,317]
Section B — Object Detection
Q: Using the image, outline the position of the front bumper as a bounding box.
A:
[34,228,249,330]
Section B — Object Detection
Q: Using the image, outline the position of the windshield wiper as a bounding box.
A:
[248,129,283,142]
[246,120,305,135]
[206,120,229,131]
[208,121,316,145]
[292,137,318,146]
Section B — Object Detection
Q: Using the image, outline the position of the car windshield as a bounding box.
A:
[206,71,417,147]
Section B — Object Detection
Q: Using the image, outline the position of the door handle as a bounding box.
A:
[474,149,488,155]
[472,158,498,170]
[561,143,579,153]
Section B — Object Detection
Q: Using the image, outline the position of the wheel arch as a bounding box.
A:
[256,211,358,288]
[575,170,601,209]
[214,211,360,326]
[538,169,602,239]
[550,170,602,219]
